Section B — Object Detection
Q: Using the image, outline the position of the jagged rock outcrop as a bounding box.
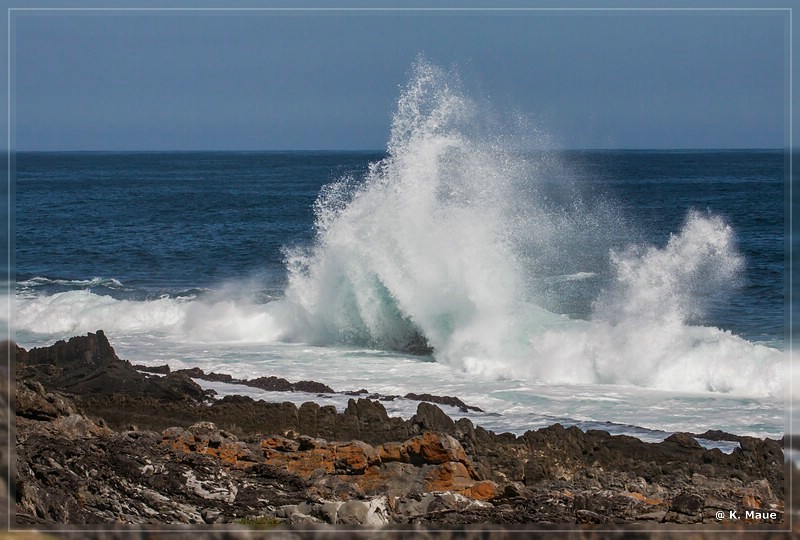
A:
[17,331,210,402]
[12,332,787,527]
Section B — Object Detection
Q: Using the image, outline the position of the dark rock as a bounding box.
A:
[298,401,321,437]
[317,405,338,441]
[524,459,553,486]
[175,367,241,384]
[695,429,746,443]
[16,380,76,421]
[205,372,235,383]
[405,392,483,413]
[293,380,334,393]
[243,375,293,392]
[23,330,118,369]
[216,394,253,404]
[174,367,235,384]
[347,398,391,444]
[17,331,208,404]
[134,364,170,374]
[575,509,608,524]
[410,402,456,434]
[241,375,334,394]
[334,407,361,442]
[172,367,334,393]
[174,367,205,378]
[152,372,212,402]
[251,401,300,436]
[664,432,703,449]
[669,491,704,515]
[397,331,434,356]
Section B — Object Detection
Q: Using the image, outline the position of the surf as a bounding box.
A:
[275,58,783,396]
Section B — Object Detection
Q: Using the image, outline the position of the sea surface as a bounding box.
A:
[6,62,790,449]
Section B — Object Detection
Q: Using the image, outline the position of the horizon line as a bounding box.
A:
[6,147,788,154]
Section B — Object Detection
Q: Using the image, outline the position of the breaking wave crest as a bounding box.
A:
[276,58,782,396]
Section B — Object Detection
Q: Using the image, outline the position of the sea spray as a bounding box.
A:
[278,58,783,396]
[509,212,781,395]
[584,211,780,394]
[282,60,525,363]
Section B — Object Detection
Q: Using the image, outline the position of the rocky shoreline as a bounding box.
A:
[9,331,793,532]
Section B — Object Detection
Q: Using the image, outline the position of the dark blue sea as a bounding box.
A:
[7,63,789,441]
[14,149,785,346]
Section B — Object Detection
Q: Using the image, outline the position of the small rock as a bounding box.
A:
[670,491,704,515]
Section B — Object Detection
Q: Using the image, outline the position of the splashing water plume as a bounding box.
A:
[278,58,782,396]
[283,61,522,363]
[9,59,782,400]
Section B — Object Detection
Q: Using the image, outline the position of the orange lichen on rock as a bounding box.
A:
[422,462,497,500]
[264,446,334,477]
[623,491,646,502]
[424,461,477,493]
[403,432,468,466]
[741,494,761,509]
[161,423,256,468]
[256,430,496,500]
[333,441,380,474]
[377,441,405,463]
[261,437,380,478]
[463,480,498,501]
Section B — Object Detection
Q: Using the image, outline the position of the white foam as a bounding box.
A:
[274,58,783,397]
[14,290,186,336]
[18,276,125,288]
[545,272,597,283]
[12,289,288,344]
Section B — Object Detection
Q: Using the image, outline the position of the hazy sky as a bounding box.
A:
[9,6,791,150]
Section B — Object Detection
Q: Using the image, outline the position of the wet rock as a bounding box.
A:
[243,375,294,392]
[397,331,434,356]
[664,432,703,449]
[695,429,741,442]
[241,375,334,394]
[174,367,235,383]
[405,392,483,413]
[293,380,335,393]
[134,364,171,374]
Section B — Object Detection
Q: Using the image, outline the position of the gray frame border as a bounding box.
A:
[4,4,794,535]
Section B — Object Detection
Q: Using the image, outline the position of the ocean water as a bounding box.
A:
[7,61,789,446]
